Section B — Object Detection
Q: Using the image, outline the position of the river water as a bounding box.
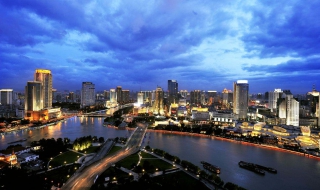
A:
[1,116,319,190]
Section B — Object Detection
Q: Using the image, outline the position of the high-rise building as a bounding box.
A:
[68,92,74,102]
[137,92,143,105]
[222,88,233,109]
[168,80,178,104]
[307,87,320,127]
[25,81,42,111]
[152,87,164,115]
[34,69,52,108]
[122,90,130,102]
[140,91,152,104]
[116,86,122,103]
[81,82,95,108]
[268,89,282,112]
[0,89,13,105]
[190,90,201,105]
[110,89,117,103]
[278,90,299,126]
[180,90,188,99]
[233,80,249,120]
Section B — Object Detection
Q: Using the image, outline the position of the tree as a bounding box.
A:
[98,137,104,143]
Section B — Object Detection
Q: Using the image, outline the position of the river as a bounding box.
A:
[1,116,319,190]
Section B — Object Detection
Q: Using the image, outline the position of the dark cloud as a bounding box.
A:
[242,57,320,73]
[242,0,320,58]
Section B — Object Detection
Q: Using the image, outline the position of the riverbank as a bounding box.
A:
[0,116,72,136]
[142,129,320,161]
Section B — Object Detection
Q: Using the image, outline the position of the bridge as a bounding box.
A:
[61,122,147,190]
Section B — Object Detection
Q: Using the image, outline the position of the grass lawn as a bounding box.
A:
[107,146,122,155]
[153,170,210,190]
[49,151,82,168]
[139,158,176,172]
[140,151,157,158]
[79,146,100,154]
[117,153,139,169]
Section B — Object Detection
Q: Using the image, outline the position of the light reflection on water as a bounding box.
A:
[0,117,319,190]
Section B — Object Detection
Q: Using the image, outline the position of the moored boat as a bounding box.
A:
[201,161,221,174]
[238,161,265,175]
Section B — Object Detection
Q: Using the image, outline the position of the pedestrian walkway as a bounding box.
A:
[120,167,139,181]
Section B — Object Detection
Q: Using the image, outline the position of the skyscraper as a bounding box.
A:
[278,90,299,126]
[81,82,95,108]
[137,92,143,105]
[25,81,42,112]
[190,90,201,105]
[0,89,13,105]
[110,89,117,104]
[152,87,164,115]
[122,90,130,102]
[233,80,249,120]
[168,80,178,104]
[34,69,52,108]
[268,89,282,113]
[116,86,122,103]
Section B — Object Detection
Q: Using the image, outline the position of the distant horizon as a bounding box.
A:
[1,1,319,95]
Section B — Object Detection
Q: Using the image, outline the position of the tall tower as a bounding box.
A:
[110,89,117,104]
[168,80,178,104]
[34,69,52,108]
[0,89,13,105]
[233,80,249,120]
[152,87,164,115]
[137,92,144,105]
[190,90,201,105]
[268,89,282,113]
[81,82,95,108]
[25,81,43,111]
[116,86,122,103]
[278,90,299,126]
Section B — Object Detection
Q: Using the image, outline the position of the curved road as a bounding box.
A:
[61,123,147,190]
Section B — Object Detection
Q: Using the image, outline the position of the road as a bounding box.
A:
[61,123,147,190]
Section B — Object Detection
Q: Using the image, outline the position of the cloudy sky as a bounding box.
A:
[1,0,319,94]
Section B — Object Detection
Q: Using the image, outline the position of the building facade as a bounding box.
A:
[34,69,52,108]
[0,89,13,105]
[278,90,299,126]
[190,90,201,105]
[81,82,95,108]
[152,87,164,115]
[268,89,282,112]
[233,80,249,120]
[168,80,178,104]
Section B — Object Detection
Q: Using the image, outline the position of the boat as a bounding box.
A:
[238,161,265,175]
[8,138,27,144]
[254,164,277,173]
[201,161,221,174]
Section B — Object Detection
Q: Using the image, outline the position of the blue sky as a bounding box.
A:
[1,0,319,94]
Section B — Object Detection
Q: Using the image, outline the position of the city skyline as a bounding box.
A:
[1,0,320,93]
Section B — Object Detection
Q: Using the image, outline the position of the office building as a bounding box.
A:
[222,88,233,109]
[137,92,143,105]
[81,82,95,108]
[268,89,282,113]
[180,90,188,99]
[168,80,178,104]
[116,86,122,103]
[278,90,299,126]
[152,87,164,115]
[233,80,249,120]
[0,89,13,105]
[34,69,52,108]
[190,90,201,105]
[122,90,130,102]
